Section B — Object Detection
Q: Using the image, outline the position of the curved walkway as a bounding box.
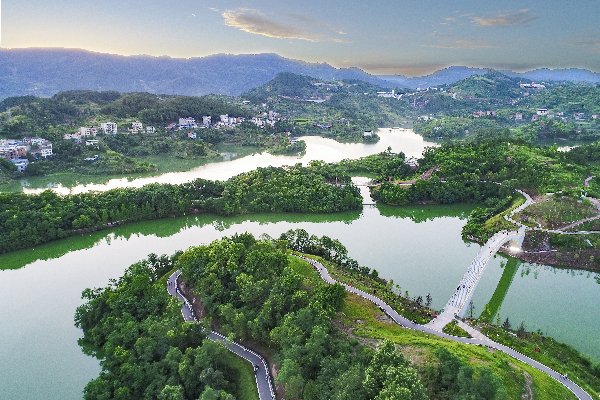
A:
[293,255,593,400]
[167,270,276,400]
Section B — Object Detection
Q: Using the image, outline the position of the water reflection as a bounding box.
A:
[16,128,435,195]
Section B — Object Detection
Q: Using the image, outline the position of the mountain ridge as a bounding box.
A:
[1,48,598,101]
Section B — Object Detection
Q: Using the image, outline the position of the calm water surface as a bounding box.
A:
[1,130,599,399]
[1,204,599,400]
[20,128,434,195]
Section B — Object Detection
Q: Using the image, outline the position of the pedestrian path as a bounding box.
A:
[430,229,526,327]
[167,270,276,400]
[293,254,593,400]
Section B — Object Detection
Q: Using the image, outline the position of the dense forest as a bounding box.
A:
[0,164,361,253]
[77,232,531,400]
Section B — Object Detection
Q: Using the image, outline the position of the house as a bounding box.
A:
[84,155,99,162]
[187,132,197,139]
[86,140,100,146]
[0,147,18,160]
[574,113,585,120]
[101,122,118,134]
[202,116,212,126]
[531,114,539,122]
[537,108,548,115]
[486,111,496,116]
[11,158,29,172]
[473,111,485,118]
[79,127,92,136]
[146,126,156,133]
[363,131,373,137]
[131,121,143,132]
[64,133,82,143]
[515,113,523,120]
[179,117,197,129]
[90,127,101,136]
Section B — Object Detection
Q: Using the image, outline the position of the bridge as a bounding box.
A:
[426,228,527,330]
[426,187,536,330]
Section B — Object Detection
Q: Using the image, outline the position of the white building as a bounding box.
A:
[40,143,53,158]
[146,126,156,133]
[202,116,211,126]
[79,127,92,136]
[131,121,143,132]
[101,122,118,135]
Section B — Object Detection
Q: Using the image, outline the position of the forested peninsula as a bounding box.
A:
[0,163,360,254]
[76,232,600,400]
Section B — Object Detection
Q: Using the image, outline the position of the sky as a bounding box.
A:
[1,0,599,77]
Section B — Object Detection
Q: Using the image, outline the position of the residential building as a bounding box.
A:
[537,108,548,115]
[179,117,197,129]
[515,113,523,120]
[202,116,212,126]
[11,158,29,172]
[146,126,156,133]
[79,127,92,136]
[101,122,118,134]
[40,144,53,158]
[131,121,143,132]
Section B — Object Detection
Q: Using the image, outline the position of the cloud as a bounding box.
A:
[472,10,537,28]
[570,40,600,47]
[426,32,493,49]
[221,9,350,43]
[569,40,600,53]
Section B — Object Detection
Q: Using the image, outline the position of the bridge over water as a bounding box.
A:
[426,229,527,330]
[427,188,535,330]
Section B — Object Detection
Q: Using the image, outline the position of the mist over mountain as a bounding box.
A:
[1,48,598,102]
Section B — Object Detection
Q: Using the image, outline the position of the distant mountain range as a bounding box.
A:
[1,48,598,101]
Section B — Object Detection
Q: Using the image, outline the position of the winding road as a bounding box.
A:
[167,270,276,400]
[292,255,594,400]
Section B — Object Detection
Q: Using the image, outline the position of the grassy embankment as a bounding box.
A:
[288,254,600,400]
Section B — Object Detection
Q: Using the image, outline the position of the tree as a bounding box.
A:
[363,340,426,400]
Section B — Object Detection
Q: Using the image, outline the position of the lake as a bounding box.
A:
[1,129,599,400]
[16,128,435,195]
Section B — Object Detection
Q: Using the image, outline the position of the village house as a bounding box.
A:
[11,158,29,172]
[130,121,143,133]
[178,117,197,129]
[101,122,118,134]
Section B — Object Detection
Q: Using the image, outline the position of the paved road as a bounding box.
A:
[167,270,276,400]
[293,255,593,400]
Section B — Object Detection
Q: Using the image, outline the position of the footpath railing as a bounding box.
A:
[170,271,276,400]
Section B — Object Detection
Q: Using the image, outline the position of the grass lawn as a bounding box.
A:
[518,197,597,229]
[290,254,599,399]
[340,291,578,400]
[222,351,260,400]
